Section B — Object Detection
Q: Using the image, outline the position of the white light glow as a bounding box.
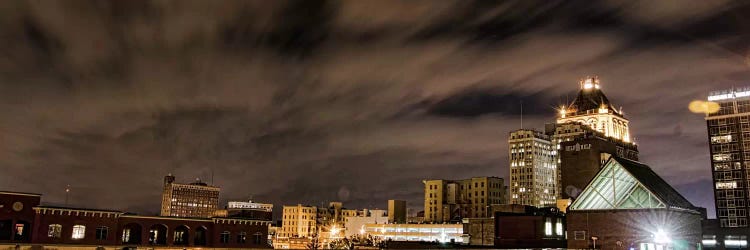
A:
[653,229,671,244]
[725,240,747,247]
[702,239,717,246]
[709,90,750,101]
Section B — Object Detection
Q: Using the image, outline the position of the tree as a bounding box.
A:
[306,234,320,250]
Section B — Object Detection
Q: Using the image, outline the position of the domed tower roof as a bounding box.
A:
[568,76,621,117]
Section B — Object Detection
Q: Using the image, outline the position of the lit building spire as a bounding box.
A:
[558,75,631,143]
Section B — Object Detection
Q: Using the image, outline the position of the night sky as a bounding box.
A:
[1,1,749,218]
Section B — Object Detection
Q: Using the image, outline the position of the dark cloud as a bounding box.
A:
[0,0,747,219]
[427,89,555,118]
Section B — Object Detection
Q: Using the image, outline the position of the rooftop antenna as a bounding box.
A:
[520,99,524,129]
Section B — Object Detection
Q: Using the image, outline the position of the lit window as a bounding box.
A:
[711,135,733,144]
[717,181,738,189]
[555,218,563,236]
[15,224,25,238]
[72,225,86,239]
[714,154,732,162]
[48,224,62,238]
[544,218,552,236]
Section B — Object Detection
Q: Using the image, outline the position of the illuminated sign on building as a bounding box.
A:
[565,143,591,152]
[708,87,750,101]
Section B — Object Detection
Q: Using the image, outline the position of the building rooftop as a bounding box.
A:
[570,157,697,212]
[35,205,122,213]
[615,157,696,210]
[0,190,42,196]
[566,76,621,117]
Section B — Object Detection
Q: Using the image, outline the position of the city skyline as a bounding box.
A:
[2,1,750,219]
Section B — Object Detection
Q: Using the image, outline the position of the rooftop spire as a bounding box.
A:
[579,75,600,90]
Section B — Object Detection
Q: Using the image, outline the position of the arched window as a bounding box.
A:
[173,225,189,245]
[121,223,142,244]
[47,224,62,238]
[194,226,208,246]
[220,231,230,243]
[148,224,167,245]
[72,225,86,239]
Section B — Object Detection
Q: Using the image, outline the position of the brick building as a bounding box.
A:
[0,191,270,249]
[566,157,703,250]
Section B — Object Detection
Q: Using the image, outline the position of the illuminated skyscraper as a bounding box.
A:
[508,129,556,207]
[160,174,220,218]
[557,76,631,143]
[549,76,638,201]
[706,87,750,228]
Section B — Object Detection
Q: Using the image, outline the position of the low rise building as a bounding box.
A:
[364,223,464,243]
[566,157,703,250]
[343,209,388,237]
[0,191,270,249]
[494,205,566,248]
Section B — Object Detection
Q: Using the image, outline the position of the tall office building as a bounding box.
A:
[706,87,750,228]
[160,174,220,218]
[423,177,506,223]
[508,129,556,207]
[548,76,639,201]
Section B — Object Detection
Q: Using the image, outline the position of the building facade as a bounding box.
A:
[493,205,566,249]
[557,76,632,143]
[343,209,388,237]
[279,204,319,238]
[547,76,638,203]
[0,191,270,249]
[509,129,556,207]
[558,136,638,200]
[387,200,406,224]
[706,87,750,229]
[160,174,220,218]
[566,157,702,250]
[214,200,274,221]
[364,223,464,243]
[424,177,506,223]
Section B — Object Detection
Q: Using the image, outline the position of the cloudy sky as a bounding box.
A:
[0,0,748,218]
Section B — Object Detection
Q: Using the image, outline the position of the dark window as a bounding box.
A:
[254,232,263,244]
[220,231,231,243]
[237,232,247,243]
[96,226,108,240]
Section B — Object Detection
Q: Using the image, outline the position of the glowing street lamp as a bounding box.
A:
[330,225,340,238]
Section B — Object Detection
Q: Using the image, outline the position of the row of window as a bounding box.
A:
[47,224,106,240]
[717,208,748,218]
[717,199,748,208]
[716,189,746,199]
[720,217,749,227]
